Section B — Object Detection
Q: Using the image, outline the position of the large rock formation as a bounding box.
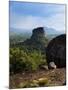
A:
[23,27,48,51]
[46,34,66,68]
[31,27,45,40]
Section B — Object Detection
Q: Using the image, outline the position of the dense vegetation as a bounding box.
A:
[10,33,31,46]
[10,27,48,74]
[10,47,47,74]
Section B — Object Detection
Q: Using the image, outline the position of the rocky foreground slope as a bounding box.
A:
[10,68,66,88]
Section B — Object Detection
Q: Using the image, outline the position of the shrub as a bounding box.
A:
[10,47,47,74]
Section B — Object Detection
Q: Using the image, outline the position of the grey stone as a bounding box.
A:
[48,62,56,69]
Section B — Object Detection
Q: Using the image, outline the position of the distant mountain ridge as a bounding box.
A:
[44,27,63,35]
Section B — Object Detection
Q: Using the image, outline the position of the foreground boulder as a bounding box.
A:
[46,34,66,68]
[48,62,56,69]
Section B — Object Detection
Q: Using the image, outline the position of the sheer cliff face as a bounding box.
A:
[23,27,48,51]
[46,34,66,68]
[31,27,45,40]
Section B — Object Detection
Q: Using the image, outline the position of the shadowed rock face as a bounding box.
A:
[31,27,45,40]
[23,27,48,51]
[46,34,66,68]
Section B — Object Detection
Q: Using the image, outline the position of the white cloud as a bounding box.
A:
[10,11,65,33]
[43,12,65,32]
[42,4,65,16]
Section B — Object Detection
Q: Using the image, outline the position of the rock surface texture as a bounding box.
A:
[23,27,48,51]
[46,34,66,68]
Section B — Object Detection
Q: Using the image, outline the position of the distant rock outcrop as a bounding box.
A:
[23,27,48,51]
[46,34,66,68]
[31,27,45,40]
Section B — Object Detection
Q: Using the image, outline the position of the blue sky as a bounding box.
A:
[9,1,65,33]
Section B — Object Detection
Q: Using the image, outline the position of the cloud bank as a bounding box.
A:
[10,2,65,33]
